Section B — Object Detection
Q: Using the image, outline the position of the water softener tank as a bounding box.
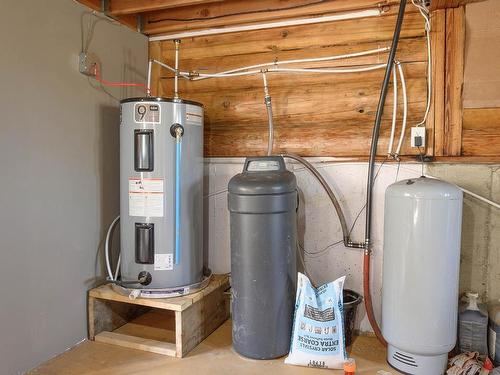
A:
[382,177,463,375]
[119,97,204,289]
[228,156,297,359]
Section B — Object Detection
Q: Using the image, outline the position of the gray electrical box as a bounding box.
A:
[228,156,298,359]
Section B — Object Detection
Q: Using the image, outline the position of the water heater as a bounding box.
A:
[119,97,204,291]
[382,177,462,375]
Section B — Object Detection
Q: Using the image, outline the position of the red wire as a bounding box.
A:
[93,64,148,93]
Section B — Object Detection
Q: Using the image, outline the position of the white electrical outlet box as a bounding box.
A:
[79,52,98,77]
[411,127,426,147]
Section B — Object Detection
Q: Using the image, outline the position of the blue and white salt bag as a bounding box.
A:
[285,273,346,369]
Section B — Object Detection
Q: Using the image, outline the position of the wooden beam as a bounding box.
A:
[143,0,402,36]
[443,6,465,156]
[77,0,101,11]
[430,0,485,11]
[430,9,446,156]
[75,0,138,31]
[462,108,500,156]
[95,331,178,356]
[108,0,225,16]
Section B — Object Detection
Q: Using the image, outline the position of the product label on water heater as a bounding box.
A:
[154,253,173,271]
[128,178,164,217]
[134,103,161,124]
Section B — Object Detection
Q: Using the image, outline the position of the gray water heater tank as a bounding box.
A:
[119,97,204,289]
[228,156,297,359]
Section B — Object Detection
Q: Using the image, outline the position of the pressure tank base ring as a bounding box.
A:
[111,269,213,299]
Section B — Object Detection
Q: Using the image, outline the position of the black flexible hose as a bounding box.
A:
[364,0,407,250]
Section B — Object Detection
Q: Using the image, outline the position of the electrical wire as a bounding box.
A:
[395,159,401,181]
[204,188,228,198]
[81,11,121,53]
[299,240,344,258]
[411,0,432,127]
[93,64,148,92]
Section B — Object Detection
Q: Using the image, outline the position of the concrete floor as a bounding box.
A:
[29,321,401,375]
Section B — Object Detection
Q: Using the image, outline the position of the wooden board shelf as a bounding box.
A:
[88,274,230,358]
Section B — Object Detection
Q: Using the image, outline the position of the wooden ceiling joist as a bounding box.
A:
[75,0,487,36]
[430,0,485,11]
[107,0,225,16]
[142,0,400,36]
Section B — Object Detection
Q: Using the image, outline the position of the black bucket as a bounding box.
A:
[343,289,363,347]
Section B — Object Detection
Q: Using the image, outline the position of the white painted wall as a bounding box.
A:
[0,1,147,373]
[204,159,422,333]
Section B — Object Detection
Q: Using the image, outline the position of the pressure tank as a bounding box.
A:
[228,156,297,359]
[382,177,463,375]
[119,97,204,289]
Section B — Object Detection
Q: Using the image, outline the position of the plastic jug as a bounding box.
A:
[489,299,500,365]
[458,292,489,355]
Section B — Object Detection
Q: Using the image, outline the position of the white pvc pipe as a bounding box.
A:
[152,59,176,73]
[192,69,262,79]
[205,47,390,77]
[387,64,398,156]
[152,59,190,79]
[191,64,387,80]
[425,175,500,210]
[151,47,390,83]
[149,8,382,42]
[271,64,387,74]
[395,62,407,157]
[458,186,500,210]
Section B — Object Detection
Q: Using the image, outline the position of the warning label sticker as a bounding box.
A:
[128,178,164,217]
[186,105,203,126]
[154,253,173,271]
[186,112,202,125]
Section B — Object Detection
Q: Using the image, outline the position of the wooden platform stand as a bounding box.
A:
[88,274,230,358]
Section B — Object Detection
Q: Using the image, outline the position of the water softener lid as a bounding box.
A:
[386,176,462,200]
[228,156,297,195]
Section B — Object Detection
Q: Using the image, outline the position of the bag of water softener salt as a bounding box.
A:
[285,272,346,369]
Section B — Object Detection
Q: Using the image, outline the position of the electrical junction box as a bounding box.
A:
[411,126,426,148]
[79,52,98,77]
